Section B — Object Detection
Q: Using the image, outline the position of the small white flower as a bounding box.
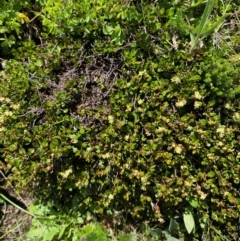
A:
[4,110,13,116]
[176,99,187,107]
[171,76,181,83]
[233,112,240,121]
[216,126,225,134]
[0,116,5,123]
[194,101,202,109]
[194,91,202,100]
[175,145,182,154]
[156,127,166,133]
[11,103,20,110]
[5,98,11,103]
[141,176,147,183]
[108,115,114,124]
[138,99,144,105]
[225,103,231,109]
[187,126,193,131]
[218,141,224,147]
[87,147,92,151]
[60,168,72,179]
[125,104,132,112]
[223,191,229,197]
[102,153,110,159]
[184,180,192,187]
[198,191,207,200]
[138,70,148,76]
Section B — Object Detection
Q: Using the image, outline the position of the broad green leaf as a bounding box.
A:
[183,209,195,234]
[27,227,45,238]
[164,231,180,241]
[169,218,179,234]
[111,24,122,42]
[103,25,114,35]
[42,227,59,241]
[149,228,163,237]
[118,232,138,241]
[35,59,43,67]
[50,138,59,150]
[58,224,68,239]
[19,147,26,155]
[69,134,78,143]
[189,198,199,208]
[80,128,85,134]
[45,100,53,107]
[207,171,215,178]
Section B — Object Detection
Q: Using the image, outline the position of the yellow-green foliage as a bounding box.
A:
[0,0,240,239]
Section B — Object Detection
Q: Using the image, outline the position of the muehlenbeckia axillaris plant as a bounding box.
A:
[189,0,232,52]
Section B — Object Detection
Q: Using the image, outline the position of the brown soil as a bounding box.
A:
[0,188,34,241]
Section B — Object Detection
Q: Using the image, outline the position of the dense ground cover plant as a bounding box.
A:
[0,0,240,240]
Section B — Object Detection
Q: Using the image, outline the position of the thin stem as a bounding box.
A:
[0,193,36,218]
